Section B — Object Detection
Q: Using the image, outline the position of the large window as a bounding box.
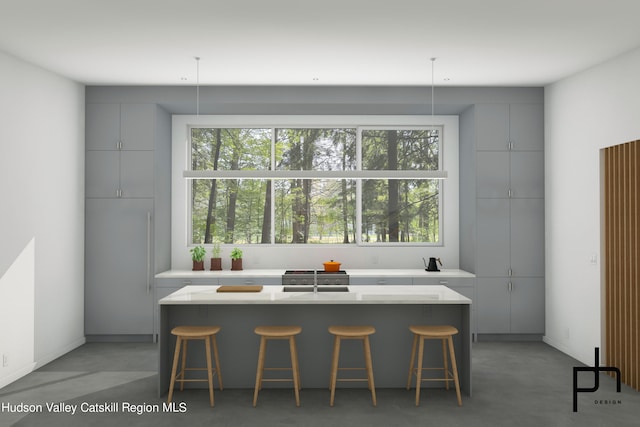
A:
[187,124,444,245]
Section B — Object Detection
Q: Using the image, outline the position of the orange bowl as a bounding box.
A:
[323,260,341,272]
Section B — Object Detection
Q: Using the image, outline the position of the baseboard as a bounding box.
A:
[477,334,543,342]
[34,336,86,370]
[85,334,153,343]
[0,362,36,389]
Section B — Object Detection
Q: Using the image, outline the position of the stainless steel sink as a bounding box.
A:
[282,285,349,293]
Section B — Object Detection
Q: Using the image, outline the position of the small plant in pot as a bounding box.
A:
[230,247,243,271]
[190,245,206,271]
[210,241,222,271]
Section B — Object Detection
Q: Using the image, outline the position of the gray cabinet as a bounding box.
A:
[86,103,156,199]
[85,103,170,339]
[86,103,156,151]
[85,199,154,335]
[477,278,544,334]
[474,103,545,336]
[349,277,413,285]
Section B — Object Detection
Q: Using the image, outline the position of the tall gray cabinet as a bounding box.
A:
[463,103,545,337]
[85,103,170,339]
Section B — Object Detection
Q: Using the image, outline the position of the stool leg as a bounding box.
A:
[415,336,425,406]
[168,336,182,403]
[407,333,418,390]
[253,336,267,407]
[329,335,341,407]
[180,339,188,391]
[211,335,223,390]
[204,336,215,407]
[447,336,462,406]
[291,334,302,390]
[363,336,377,406]
[289,336,301,407]
[442,338,450,391]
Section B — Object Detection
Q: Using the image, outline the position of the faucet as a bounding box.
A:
[314,270,318,294]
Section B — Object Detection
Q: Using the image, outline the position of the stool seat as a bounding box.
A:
[172,325,221,337]
[168,325,223,407]
[255,325,302,337]
[407,324,461,407]
[328,325,376,337]
[253,325,302,407]
[409,325,458,338]
[328,325,377,406]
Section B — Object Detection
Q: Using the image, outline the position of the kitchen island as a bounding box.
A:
[158,285,472,397]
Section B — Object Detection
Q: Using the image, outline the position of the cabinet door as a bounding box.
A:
[476,151,510,198]
[86,103,120,150]
[510,199,544,278]
[120,104,155,150]
[476,104,509,151]
[476,199,510,277]
[120,151,154,198]
[509,104,544,151]
[509,278,545,333]
[85,199,154,335]
[85,151,119,198]
[476,278,510,333]
[510,151,544,199]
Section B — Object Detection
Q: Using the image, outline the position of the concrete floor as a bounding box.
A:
[1,341,638,426]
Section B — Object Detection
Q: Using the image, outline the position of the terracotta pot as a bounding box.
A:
[323,260,341,272]
[231,258,243,271]
[192,260,204,271]
[210,258,222,271]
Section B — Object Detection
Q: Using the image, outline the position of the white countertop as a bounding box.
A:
[155,268,475,279]
[159,285,472,305]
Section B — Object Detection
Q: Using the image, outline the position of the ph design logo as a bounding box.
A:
[572,347,621,412]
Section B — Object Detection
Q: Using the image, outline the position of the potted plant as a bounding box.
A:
[190,245,206,271]
[210,241,222,271]
[230,247,243,271]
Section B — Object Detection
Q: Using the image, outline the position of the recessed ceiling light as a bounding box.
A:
[312,77,319,81]
[181,77,188,81]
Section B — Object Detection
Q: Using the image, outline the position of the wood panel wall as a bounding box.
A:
[604,139,640,391]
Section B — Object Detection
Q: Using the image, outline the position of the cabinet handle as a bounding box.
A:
[508,188,512,198]
[146,212,152,294]
[377,280,387,285]
[117,140,123,150]
[508,141,514,150]
[508,282,513,292]
[508,268,512,277]
[439,280,449,285]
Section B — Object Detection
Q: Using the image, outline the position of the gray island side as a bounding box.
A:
[158,285,472,398]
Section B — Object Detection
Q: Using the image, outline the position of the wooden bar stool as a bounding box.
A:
[167,325,223,407]
[328,325,377,407]
[406,325,462,406]
[253,325,302,407]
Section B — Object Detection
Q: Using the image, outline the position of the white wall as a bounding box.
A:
[171,115,459,270]
[544,47,640,364]
[0,51,85,387]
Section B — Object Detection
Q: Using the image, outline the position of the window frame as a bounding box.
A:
[171,115,459,263]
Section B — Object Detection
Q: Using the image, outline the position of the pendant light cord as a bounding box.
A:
[195,56,200,117]
[431,57,436,116]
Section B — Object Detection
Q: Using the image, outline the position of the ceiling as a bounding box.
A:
[1,0,639,87]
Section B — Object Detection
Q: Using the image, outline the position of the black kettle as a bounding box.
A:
[423,257,442,272]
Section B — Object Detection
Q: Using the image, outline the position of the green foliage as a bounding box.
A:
[190,245,206,262]
[230,247,243,260]
[211,241,221,258]
[189,126,441,245]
